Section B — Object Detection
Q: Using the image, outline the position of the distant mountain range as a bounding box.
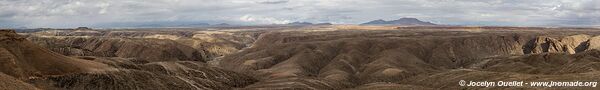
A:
[135,23,210,27]
[285,22,333,26]
[91,21,238,28]
[287,22,314,25]
[361,18,436,25]
[215,23,231,26]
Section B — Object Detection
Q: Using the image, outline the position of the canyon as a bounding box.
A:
[2,25,600,89]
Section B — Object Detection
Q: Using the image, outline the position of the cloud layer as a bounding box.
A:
[0,0,598,28]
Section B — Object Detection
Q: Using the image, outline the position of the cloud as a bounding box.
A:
[0,0,597,28]
[257,0,289,4]
[239,14,291,24]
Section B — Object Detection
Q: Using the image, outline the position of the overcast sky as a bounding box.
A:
[0,0,598,28]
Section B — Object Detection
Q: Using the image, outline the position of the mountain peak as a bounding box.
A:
[396,18,419,21]
[215,23,230,26]
[287,22,313,25]
[361,18,436,25]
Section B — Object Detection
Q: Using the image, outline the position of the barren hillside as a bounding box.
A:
[3,26,600,89]
[1,29,257,90]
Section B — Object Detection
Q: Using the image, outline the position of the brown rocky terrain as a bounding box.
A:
[27,37,205,62]
[0,30,112,79]
[3,26,600,89]
[0,73,39,90]
[24,28,264,62]
[218,26,600,89]
[1,29,257,90]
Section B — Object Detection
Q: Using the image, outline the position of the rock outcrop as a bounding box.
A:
[523,34,598,54]
[561,34,590,53]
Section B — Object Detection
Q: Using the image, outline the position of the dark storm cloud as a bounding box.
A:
[0,0,597,28]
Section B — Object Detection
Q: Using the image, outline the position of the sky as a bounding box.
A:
[0,0,599,28]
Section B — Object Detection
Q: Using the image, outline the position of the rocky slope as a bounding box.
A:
[218,27,600,89]
[5,26,600,89]
[27,37,205,62]
[175,30,261,59]
[523,35,590,54]
[25,29,263,62]
[0,30,112,79]
[402,50,600,89]
[0,72,40,90]
[28,59,257,90]
[1,29,258,90]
